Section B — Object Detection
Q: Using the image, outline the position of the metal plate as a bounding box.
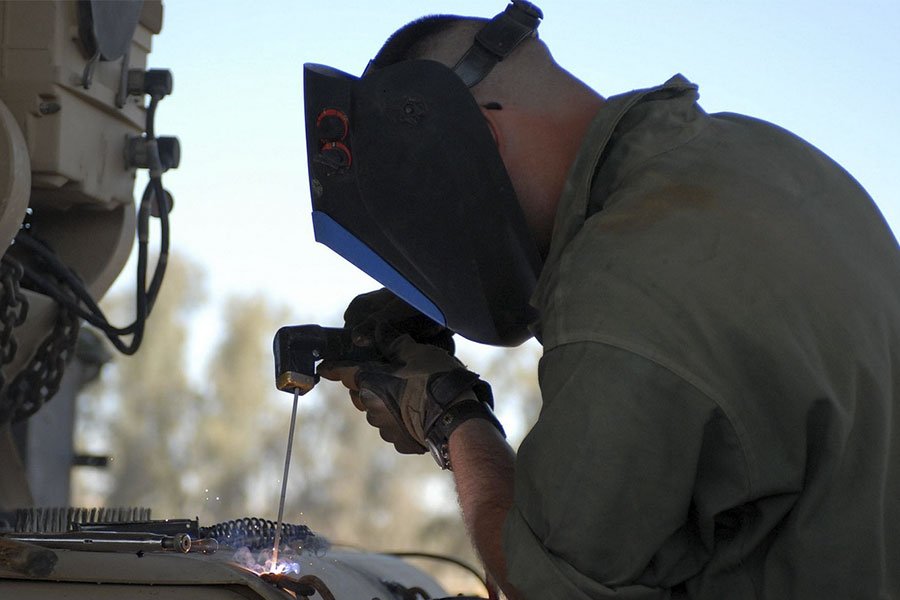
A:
[79,0,143,61]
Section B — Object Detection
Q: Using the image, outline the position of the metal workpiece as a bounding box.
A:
[261,573,336,600]
[0,537,57,577]
[0,548,448,599]
[3,531,195,554]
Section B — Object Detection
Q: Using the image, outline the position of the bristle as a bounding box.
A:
[13,506,152,533]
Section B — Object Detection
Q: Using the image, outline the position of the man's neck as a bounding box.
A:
[536,93,605,255]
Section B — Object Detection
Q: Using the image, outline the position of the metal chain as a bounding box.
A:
[0,253,81,424]
[0,255,29,421]
[7,291,80,423]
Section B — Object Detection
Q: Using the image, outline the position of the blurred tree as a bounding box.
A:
[76,257,205,515]
[190,295,290,523]
[474,341,543,448]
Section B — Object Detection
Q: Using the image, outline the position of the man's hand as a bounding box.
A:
[343,288,455,354]
[319,327,463,454]
[318,361,429,455]
[320,288,456,455]
[319,323,502,463]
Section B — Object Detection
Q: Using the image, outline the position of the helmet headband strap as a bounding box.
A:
[362,1,543,88]
[452,0,543,88]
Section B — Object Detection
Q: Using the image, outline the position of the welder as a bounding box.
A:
[305,2,900,598]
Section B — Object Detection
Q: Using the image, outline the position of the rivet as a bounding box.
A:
[38,102,61,115]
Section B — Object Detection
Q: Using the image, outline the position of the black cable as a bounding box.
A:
[146,96,159,138]
[13,233,132,333]
[17,265,101,325]
[382,551,489,595]
[140,94,171,318]
[15,235,108,317]
[328,542,488,588]
[18,262,138,355]
[145,176,170,309]
[14,88,173,356]
[17,223,146,354]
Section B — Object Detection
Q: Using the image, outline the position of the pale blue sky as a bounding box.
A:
[123,1,900,372]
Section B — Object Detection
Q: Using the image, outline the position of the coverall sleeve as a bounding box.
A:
[503,341,748,599]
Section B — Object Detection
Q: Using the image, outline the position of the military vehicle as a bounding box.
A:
[0,2,475,597]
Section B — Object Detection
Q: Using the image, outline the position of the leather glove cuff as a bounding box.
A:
[423,368,505,470]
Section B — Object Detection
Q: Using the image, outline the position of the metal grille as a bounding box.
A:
[13,506,152,534]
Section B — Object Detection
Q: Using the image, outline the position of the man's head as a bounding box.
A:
[369,10,604,255]
[302,2,602,345]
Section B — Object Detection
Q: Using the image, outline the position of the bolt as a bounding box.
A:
[38,102,61,115]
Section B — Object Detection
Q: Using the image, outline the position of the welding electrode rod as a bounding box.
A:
[272,387,300,565]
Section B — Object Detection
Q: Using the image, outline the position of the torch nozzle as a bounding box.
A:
[272,325,382,395]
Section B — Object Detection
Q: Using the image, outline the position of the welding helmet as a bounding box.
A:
[303,1,544,346]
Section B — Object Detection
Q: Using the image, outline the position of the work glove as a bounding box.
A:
[319,324,503,467]
[343,288,455,355]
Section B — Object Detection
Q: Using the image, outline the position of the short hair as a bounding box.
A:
[370,15,487,70]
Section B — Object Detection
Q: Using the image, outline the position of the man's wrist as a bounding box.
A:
[425,398,504,470]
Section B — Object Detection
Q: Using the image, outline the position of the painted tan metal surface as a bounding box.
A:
[0,98,29,249]
[0,548,447,599]
[0,0,161,208]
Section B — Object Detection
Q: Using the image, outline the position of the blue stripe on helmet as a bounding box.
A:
[311,211,447,326]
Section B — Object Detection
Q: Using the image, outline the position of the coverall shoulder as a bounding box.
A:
[502,75,900,599]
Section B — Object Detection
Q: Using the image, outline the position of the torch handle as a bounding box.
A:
[273,326,383,394]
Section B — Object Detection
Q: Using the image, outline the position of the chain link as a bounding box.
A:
[0,256,28,367]
[0,253,81,424]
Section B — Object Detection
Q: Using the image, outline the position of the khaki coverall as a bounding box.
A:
[503,76,900,599]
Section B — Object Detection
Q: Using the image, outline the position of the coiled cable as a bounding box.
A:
[201,517,327,553]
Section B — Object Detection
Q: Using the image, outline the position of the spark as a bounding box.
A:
[232,547,300,576]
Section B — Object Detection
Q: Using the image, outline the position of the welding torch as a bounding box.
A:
[273,325,383,395]
[270,324,450,561]
[269,325,383,564]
